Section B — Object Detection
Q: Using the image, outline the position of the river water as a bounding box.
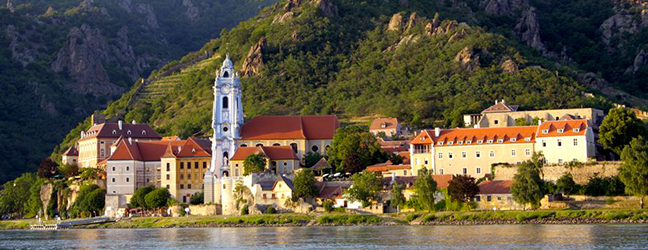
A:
[1,224,647,249]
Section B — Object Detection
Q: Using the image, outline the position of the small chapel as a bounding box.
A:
[203,55,338,214]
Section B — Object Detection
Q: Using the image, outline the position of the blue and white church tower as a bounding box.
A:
[204,54,244,204]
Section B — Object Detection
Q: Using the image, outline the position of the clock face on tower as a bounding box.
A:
[222,84,231,94]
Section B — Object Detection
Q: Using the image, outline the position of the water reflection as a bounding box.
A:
[0,225,647,249]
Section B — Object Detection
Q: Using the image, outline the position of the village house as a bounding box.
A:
[370,117,404,138]
[409,119,596,178]
[236,115,338,161]
[61,146,78,165]
[104,138,179,210]
[160,137,212,204]
[77,114,161,169]
[463,99,604,129]
[473,180,523,210]
[229,146,300,177]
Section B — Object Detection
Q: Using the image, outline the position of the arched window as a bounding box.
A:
[141,130,146,135]
[273,143,281,146]
[256,144,264,147]
[223,152,229,165]
[290,143,298,153]
[223,71,229,78]
[240,144,247,147]
[325,145,331,154]
[222,96,229,109]
[222,171,229,177]
[312,145,319,152]
[127,130,132,135]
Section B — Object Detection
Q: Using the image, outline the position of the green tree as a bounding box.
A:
[599,108,646,155]
[390,181,406,212]
[0,173,38,218]
[619,136,648,208]
[330,127,388,173]
[556,173,577,196]
[243,153,266,176]
[511,161,544,209]
[447,175,480,203]
[584,175,625,196]
[304,152,324,168]
[190,192,204,205]
[293,169,318,199]
[85,189,106,216]
[344,171,381,207]
[130,185,155,208]
[59,164,79,178]
[71,184,104,217]
[413,168,437,211]
[145,188,171,209]
[37,158,58,179]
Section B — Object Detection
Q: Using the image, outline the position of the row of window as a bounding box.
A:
[239,143,330,154]
[175,162,208,170]
[165,173,201,180]
[541,138,579,147]
[438,137,532,146]
[438,167,489,175]
[112,166,130,172]
[111,177,130,183]
[436,148,531,160]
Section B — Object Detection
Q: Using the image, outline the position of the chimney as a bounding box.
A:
[118,120,123,130]
[132,120,136,124]
[128,137,132,145]
[501,99,506,104]
[538,119,543,125]
[391,172,396,183]
[434,127,441,137]
[91,113,106,125]
[495,100,498,105]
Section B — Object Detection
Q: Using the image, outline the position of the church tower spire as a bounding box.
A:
[204,54,244,203]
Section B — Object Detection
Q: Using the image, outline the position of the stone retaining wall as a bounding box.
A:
[494,162,621,184]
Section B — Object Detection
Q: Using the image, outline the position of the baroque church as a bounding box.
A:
[203,55,338,214]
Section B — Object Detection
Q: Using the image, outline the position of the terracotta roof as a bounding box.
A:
[398,151,410,164]
[161,136,180,141]
[80,122,161,141]
[240,115,339,140]
[318,186,344,199]
[432,174,454,189]
[478,180,514,194]
[536,120,588,138]
[311,158,332,170]
[366,163,410,173]
[370,118,399,130]
[63,146,78,156]
[482,101,519,113]
[410,130,435,145]
[176,138,212,157]
[108,140,173,161]
[230,146,298,161]
[411,126,537,146]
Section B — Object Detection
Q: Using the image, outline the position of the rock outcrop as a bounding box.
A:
[284,0,301,11]
[135,3,159,29]
[5,25,42,67]
[515,7,545,53]
[6,0,15,13]
[454,47,479,70]
[183,0,200,22]
[273,11,295,23]
[241,37,267,77]
[483,0,528,16]
[314,0,338,17]
[51,24,150,96]
[630,49,647,73]
[600,14,641,45]
[388,13,404,31]
[501,59,518,73]
[405,12,420,31]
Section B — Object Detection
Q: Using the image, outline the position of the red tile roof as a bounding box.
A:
[63,146,78,156]
[81,122,161,141]
[482,101,519,113]
[536,120,588,138]
[411,126,537,146]
[370,118,399,130]
[230,146,298,161]
[433,174,453,189]
[240,115,339,140]
[478,180,514,194]
[159,138,211,158]
[366,163,410,173]
[111,138,208,161]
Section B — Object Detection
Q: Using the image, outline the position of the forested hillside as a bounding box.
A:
[7,0,648,184]
[0,0,275,184]
[54,0,640,161]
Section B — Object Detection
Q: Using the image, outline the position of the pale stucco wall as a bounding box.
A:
[494,162,621,184]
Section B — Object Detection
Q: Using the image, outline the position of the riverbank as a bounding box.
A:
[405,209,648,225]
[2,209,647,229]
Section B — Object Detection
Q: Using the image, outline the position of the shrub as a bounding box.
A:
[406,213,421,222]
[241,205,249,215]
[265,206,277,214]
[322,200,334,213]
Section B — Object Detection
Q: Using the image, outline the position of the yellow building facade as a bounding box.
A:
[160,138,212,203]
